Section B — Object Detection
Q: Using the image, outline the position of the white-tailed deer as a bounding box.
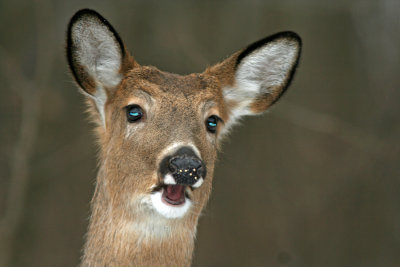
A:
[66,9,301,266]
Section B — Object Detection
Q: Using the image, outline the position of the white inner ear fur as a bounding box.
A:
[72,16,123,125]
[222,39,298,131]
[80,81,108,126]
[93,87,107,125]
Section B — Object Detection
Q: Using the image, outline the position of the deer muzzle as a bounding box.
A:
[159,146,207,188]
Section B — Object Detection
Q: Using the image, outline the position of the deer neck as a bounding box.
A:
[81,171,198,267]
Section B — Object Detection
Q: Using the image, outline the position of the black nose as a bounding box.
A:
[169,156,205,185]
[159,146,207,186]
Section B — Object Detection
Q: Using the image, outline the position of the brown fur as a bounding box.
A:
[67,9,301,267]
[81,62,227,266]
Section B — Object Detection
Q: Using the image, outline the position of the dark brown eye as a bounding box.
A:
[126,105,143,122]
[206,115,219,133]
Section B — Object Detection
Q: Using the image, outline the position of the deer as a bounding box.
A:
[66,8,301,267]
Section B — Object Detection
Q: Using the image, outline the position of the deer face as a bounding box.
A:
[67,10,301,221]
[102,68,225,219]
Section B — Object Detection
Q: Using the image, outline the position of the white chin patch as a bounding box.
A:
[150,190,191,219]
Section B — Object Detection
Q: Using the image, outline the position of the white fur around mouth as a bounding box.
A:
[150,189,191,219]
[191,177,204,188]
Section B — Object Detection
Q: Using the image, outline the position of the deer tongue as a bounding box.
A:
[165,185,185,204]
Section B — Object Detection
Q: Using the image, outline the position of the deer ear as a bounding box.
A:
[207,32,301,128]
[67,9,135,124]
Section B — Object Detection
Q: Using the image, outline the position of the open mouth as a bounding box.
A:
[152,183,191,207]
[162,185,187,206]
[149,179,195,218]
[149,184,192,219]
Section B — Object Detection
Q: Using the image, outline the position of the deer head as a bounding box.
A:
[67,9,301,266]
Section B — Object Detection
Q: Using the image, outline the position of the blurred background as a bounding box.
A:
[1,0,399,266]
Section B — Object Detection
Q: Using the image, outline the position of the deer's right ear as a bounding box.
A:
[67,9,135,97]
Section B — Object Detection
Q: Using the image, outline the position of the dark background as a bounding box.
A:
[1,0,399,266]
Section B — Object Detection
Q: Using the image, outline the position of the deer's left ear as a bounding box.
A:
[206,31,301,126]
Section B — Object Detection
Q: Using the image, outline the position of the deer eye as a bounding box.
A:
[126,105,144,122]
[206,115,219,133]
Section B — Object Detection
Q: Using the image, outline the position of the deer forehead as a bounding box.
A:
[111,67,225,112]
